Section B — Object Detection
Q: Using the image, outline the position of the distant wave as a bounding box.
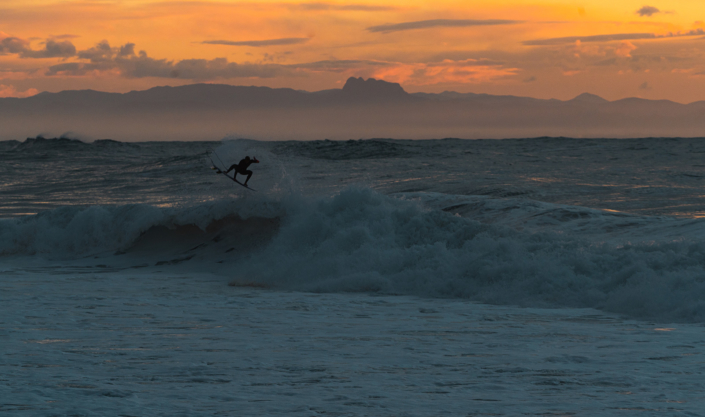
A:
[271,139,420,160]
[4,187,705,322]
[0,136,145,154]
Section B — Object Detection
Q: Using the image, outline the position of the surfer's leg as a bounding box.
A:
[244,170,252,185]
[233,168,244,182]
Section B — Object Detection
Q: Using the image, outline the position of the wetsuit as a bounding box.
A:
[225,157,255,185]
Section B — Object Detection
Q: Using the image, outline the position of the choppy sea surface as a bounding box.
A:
[3,137,705,415]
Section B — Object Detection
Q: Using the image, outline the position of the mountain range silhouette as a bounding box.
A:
[1,77,704,140]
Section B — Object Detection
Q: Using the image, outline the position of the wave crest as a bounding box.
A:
[5,187,705,322]
[236,188,705,322]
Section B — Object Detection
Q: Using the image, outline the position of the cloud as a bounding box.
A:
[292,3,398,11]
[639,81,652,90]
[143,57,290,79]
[46,41,293,80]
[637,6,660,17]
[20,39,76,58]
[0,68,37,80]
[202,38,310,47]
[41,39,522,86]
[371,59,519,86]
[0,35,76,58]
[569,40,635,60]
[422,50,507,65]
[119,43,135,57]
[51,34,80,40]
[367,19,522,33]
[291,59,389,72]
[50,57,284,79]
[45,62,81,76]
[525,29,704,46]
[594,58,618,66]
[77,40,114,62]
[0,84,39,98]
[49,45,386,79]
[525,33,656,46]
[45,62,109,76]
[614,41,637,57]
[0,37,29,55]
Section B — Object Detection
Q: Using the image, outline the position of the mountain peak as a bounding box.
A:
[342,77,408,100]
[569,92,608,104]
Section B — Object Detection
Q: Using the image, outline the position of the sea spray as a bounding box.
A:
[5,186,705,321]
[237,188,705,322]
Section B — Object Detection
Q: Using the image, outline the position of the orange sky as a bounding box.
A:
[3,0,705,102]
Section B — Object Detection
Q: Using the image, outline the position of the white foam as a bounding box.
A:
[5,187,705,321]
[234,188,705,322]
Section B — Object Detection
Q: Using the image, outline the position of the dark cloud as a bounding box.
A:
[525,33,656,46]
[45,62,107,76]
[137,57,288,79]
[118,43,135,57]
[46,41,396,80]
[47,41,292,80]
[523,76,537,82]
[525,29,705,46]
[0,37,28,55]
[639,81,652,90]
[637,6,660,17]
[367,19,523,33]
[0,36,76,58]
[202,38,310,47]
[45,62,82,76]
[20,39,76,58]
[293,3,398,11]
[77,40,114,62]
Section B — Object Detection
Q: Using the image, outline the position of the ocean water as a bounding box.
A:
[3,137,705,415]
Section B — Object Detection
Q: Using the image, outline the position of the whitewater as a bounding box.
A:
[2,137,705,415]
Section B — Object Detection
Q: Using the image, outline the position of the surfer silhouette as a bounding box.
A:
[219,156,259,186]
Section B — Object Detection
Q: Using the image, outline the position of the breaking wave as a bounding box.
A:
[237,188,705,322]
[4,187,705,322]
[0,198,282,257]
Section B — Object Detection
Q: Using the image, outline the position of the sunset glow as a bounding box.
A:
[3,0,705,101]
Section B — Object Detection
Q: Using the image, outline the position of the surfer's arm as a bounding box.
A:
[224,164,237,174]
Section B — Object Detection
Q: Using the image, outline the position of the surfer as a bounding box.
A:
[218,156,259,186]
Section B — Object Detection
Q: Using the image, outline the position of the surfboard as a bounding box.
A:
[211,166,256,191]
